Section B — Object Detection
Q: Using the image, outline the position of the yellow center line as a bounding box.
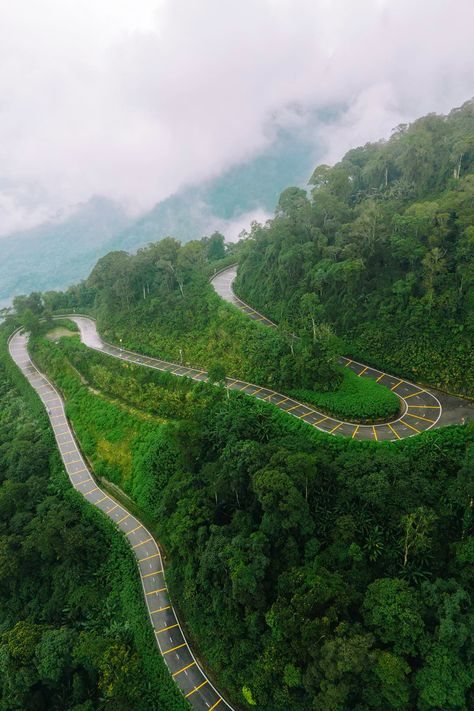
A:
[314,416,329,426]
[352,424,360,439]
[372,425,378,441]
[388,422,401,440]
[156,623,179,634]
[405,412,436,424]
[209,700,223,711]
[330,421,344,434]
[391,380,403,391]
[132,537,153,549]
[400,419,421,434]
[163,642,186,656]
[138,552,160,563]
[150,605,170,614]
[116,513,131,524]
[404,390,426,399]
[146,587,167,595]
[376,373,385,382]
[358,366,368,376]
[172,661,196,677]
[185,680,208,697]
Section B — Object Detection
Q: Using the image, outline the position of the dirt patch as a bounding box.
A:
[45,327,79,342]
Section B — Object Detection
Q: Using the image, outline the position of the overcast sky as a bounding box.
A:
[1,0,473,235]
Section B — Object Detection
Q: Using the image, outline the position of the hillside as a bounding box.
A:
[236,100,474,396]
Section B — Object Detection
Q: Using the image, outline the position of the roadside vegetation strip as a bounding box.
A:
[8,328,235,711]
[50,314,440,441]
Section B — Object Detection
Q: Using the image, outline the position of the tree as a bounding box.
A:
[362,578,424,655]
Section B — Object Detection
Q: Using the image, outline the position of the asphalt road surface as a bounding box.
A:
[210,265,474,440]
[8,328,234,711]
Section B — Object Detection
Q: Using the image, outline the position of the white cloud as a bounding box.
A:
[0,0,473,234]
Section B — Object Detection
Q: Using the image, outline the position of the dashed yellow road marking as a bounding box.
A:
[138,553,160,563]
[314,416,329,426]
[209,700,223,711]
[400,419,421,434]
[66,459,82,465]
[275,397,289,406]
[141,570,163,579]
[299,411,314,420]
[372,425,378,441]
[330,421,343,434]
[163,641,187,658]
[146,587,166,595]
[405,412,436,424]
[345,360,352,367]
[286,403,302,412]
[71,468,88,476]
[172,661,196,677]
[116,513,131,524]
[127,525,144,535]
[352,425,360,439]
[83,487,99,496]
[251,387,264,396]
[185,680,208,697]
[226,379,238,387]
[106,504,119,514]
[156,623,179,634]
[61,449,77,455]
[388,423,401,440]
[376,373,385,382]
[150,605,170,614]
[239,383,252,392]
[404,390,426,399]
[358,366,368,376]
[132,537,153,549]
[95,496,108,504]
[391,380,403,391]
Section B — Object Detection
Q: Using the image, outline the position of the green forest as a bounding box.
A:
[2,100,474,710]
[24,321,474,711]
[0,328,187,710]
[236,100,474,396]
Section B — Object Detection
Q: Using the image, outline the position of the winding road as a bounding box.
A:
[8,328,234,711]
[7,264,472,708]
[211,265,473,440]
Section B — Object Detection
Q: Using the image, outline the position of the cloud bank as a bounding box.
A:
[0,0,473,234]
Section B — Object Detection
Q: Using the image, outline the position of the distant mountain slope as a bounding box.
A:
[113,127,318,251]
[0,197,131,304]
[1,124,321,304]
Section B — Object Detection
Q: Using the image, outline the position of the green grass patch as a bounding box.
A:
[290,367,400,422]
